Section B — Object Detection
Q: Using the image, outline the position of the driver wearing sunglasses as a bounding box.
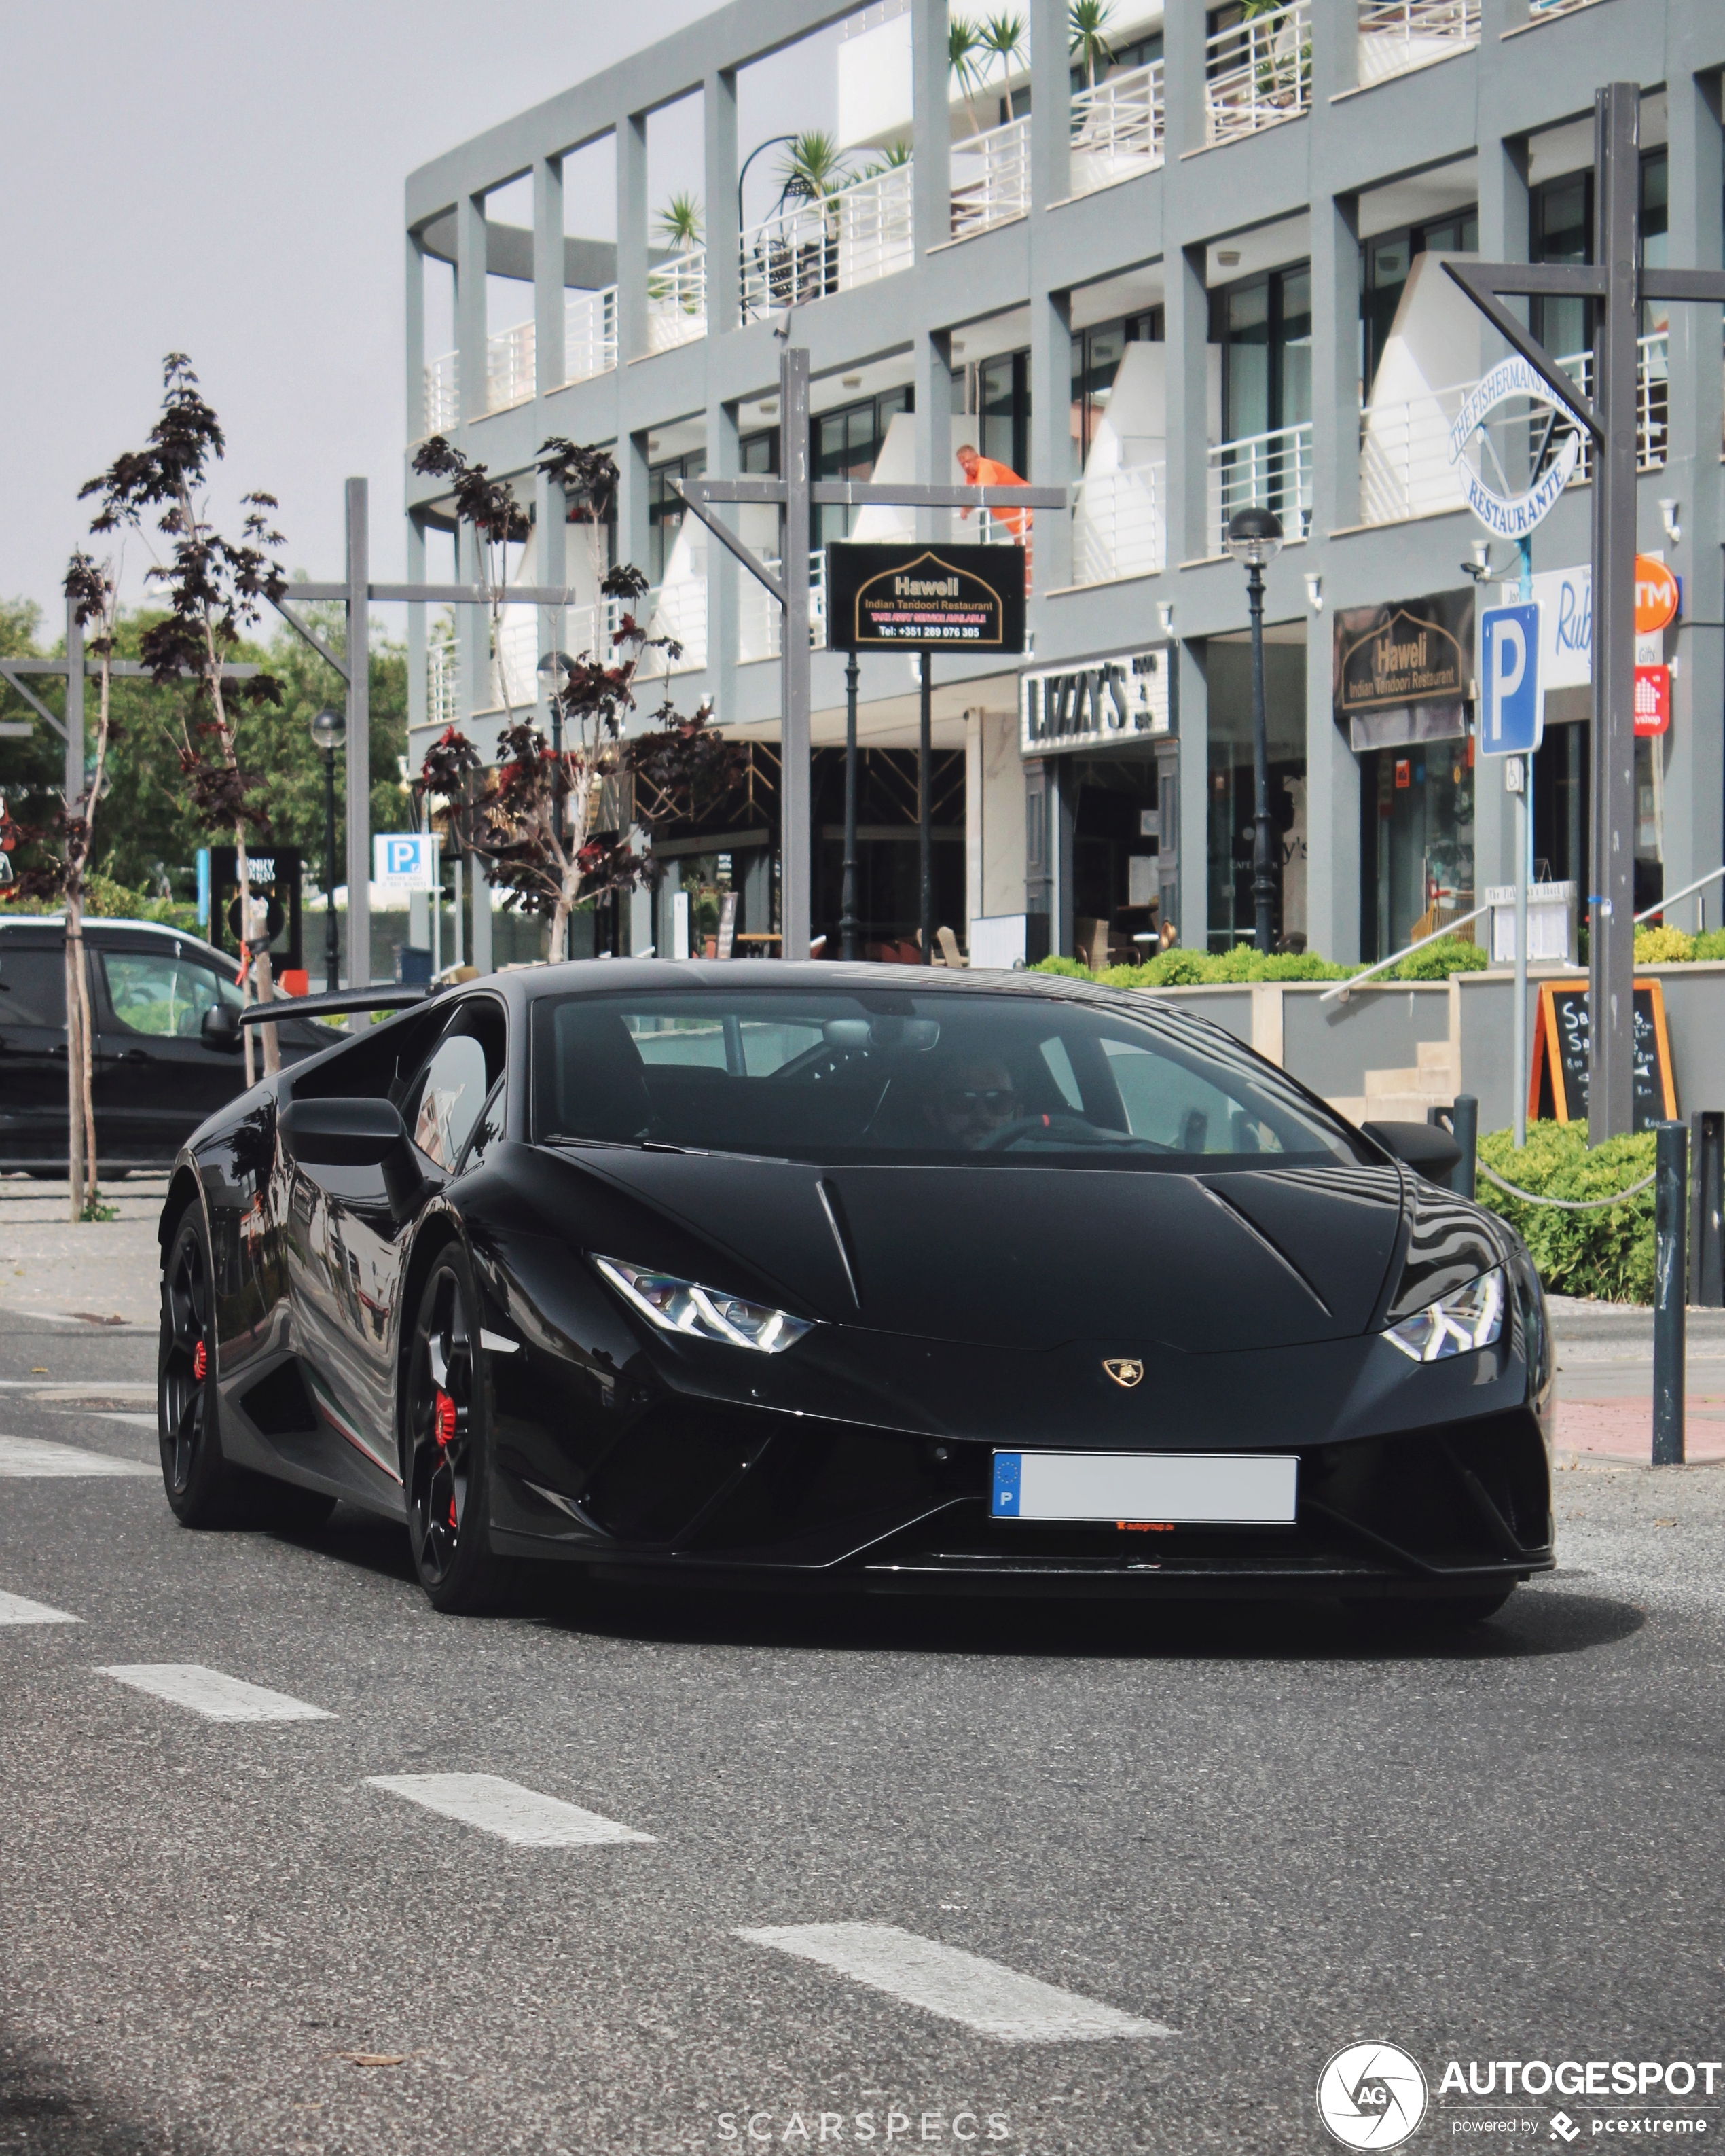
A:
[934,1058,1022,1147]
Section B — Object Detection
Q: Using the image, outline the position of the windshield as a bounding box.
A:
[532,986,1365,1169]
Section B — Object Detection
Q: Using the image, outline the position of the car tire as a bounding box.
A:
[158,1203,241,1526]
[404,1244,509,1615]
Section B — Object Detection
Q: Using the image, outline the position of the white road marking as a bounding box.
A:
[97,1664,334,1722]
[0,1436,156,1478]
[736,1924,1169,2043]
[365,1772,653,1846]
[0,1589,80,1625]
[84,1413,159,1428]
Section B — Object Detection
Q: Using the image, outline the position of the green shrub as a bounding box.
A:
[1475,1120,1656,1304]
[1031,954,1091,980]
[1036,946,1360,987]
[1393,935,1487,981]
[1694,929,1725,963]
[1635,923,1694,965]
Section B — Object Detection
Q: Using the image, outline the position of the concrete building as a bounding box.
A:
[403,0,1724,970]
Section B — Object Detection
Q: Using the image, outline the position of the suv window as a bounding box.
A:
[0,947,67,1028]
[101,947,242,1039]
[402,999,507,1172]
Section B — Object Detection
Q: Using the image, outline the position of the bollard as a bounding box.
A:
[1690,1110,1724,1308]
[1654,1120,1687,1467]
[1426,1096,1478,1200]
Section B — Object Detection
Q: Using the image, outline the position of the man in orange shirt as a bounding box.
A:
[955,443,1030,537]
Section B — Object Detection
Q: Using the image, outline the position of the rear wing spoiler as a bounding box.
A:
[238,986,439,1028]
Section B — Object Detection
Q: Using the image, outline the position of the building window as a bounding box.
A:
[979,350,1030,477]
[648,450,706,583]
[812,387,912,549]
[1361,209,1478,396]
[740,429,779,475]
[1070,27,1161,94]
[1530,149,1667,363]
[1069,313,1161,478]
[1214,266,1311,444]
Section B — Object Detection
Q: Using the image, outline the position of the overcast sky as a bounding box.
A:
[0,0,825,634]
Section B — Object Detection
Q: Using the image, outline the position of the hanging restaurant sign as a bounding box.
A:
[1447,355,1583,541]
[824,542,1025,654]
[1020,647,1170,756]
[1332,589,1475,719]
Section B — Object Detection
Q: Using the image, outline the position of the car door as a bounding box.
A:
[92,935,246,1161]
[286,996,507,1495]
[0,936,78,1166]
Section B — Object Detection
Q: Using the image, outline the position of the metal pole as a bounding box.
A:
[919,649,933,963]
[345,478,371,988]
[779,346,812,961]
[1588,82,1641,1143]
[1514,758,1529,1147]
[1691,1109,1724,1308]
[63,596,84,819]
[1451,1094,1478,1200]
[1247,558,1274,955]
[64,597,84,1218]
[323,747,339,992]
[841,651,860,961]
[1653,1119,1686,1466]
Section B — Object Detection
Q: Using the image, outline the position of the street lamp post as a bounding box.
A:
[841,651,861,961]
[1224,506,1284,956]
[310,707,345,992]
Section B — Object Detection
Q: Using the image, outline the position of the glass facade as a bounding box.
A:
[1362,209,1479,395]
[647,450,706,583]
[1361,738,1476,963]
[1204,632,1308,952]
[813,387,912,548]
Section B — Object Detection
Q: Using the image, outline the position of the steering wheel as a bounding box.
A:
[975,1113,1165,1153]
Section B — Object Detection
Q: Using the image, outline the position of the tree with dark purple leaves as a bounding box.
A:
[412,435,737,963]
[80,355,288,1081]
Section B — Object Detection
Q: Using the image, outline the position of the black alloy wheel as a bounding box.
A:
[405,1251,507,1613]
[158,1206,236,1525]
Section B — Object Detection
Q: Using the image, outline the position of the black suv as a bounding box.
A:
[0,917,342,1170]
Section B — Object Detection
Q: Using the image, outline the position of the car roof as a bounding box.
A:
[0,915,232,967]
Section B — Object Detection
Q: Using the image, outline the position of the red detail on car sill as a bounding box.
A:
[192,1341,207,1382]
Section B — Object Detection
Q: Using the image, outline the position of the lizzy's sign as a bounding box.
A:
[1020,648,1170,755]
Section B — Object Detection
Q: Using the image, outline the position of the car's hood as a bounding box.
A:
[554,1147,1407,1354]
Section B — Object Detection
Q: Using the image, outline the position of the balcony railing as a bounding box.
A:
[950,115,1030,239]
[647,249,708,353]
[1205,0,1311,144]
[486,319,536,413]
[429,644,457,732]
[1356,0,1479,86]
[564,285,618,384]
[1557,336,1670,476]
[1208,423,1313,554]
[1070,59,1165,197]
[739,553,828,663]
[424,353,460,437]
[1074,463,1166,586]
[740,165,913,321]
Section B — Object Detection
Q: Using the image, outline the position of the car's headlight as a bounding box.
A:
[594,1257,814,1354]
[1383,1265,1506,1363]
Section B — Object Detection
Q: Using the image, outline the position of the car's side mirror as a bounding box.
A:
[1362,1119,1463,1185]
[202,1003,242,1051]
[278,1097,424,1217]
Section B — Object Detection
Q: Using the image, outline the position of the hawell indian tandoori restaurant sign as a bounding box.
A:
[1021,648,1171,756]
[824,543,1026,654]
[1333,590,1474,719]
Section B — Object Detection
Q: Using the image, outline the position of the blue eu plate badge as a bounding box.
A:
[992,1453,1023,1517]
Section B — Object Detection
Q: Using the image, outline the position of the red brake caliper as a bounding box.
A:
[192,1340,207,1382]
[433,1390,458,1528]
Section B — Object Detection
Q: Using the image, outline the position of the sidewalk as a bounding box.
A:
[1548,1295,1725,1467]
[0,1174,169,1329]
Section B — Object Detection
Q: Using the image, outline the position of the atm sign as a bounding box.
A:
[1634,555,1679,636]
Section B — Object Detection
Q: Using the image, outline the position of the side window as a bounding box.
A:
[403,999,507,1172]
[103,949,240,1039]
[459,1078,507,1173]
[0,948,67,1027]
[1102,1038,1282,1154]
[1038,1037,1085,1111]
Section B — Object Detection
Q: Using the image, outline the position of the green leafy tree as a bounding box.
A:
[1068,0,1114,90]
[654,192,704,253]
[949,14,988,134]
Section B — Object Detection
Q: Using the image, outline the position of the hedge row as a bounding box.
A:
[1,872,198,931]
[1471,1121,1656,1304]
[1033,935,1487,990]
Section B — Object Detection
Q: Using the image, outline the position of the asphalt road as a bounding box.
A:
[4,1301,1725,2156]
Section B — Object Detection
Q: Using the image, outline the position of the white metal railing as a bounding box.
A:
[740,552,827,663]
[646,580,708,673]
[949,115,1030,239]
[428,645,457,732]
[1320,902,1491,1004]
[1205,0,1311,144]
[564,286,618,384]
[1356,0,1479,85]
[1074,463,1165,586]
[1557,336,1669,474]
[1070,59,1164,197]
[424,352,460,437]
[647,249,708,353]
[740,165,913,321]
[486,319,535,414]
[1527,0,1597,16]
[1208,423,1313,553]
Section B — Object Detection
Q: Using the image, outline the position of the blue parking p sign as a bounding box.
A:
[1478,603,1543,756]
[373,833,437,891]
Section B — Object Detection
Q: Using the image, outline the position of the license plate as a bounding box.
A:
[990,1450,1298,1525]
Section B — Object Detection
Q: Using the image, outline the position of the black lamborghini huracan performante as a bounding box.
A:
[156,963,1553,1617]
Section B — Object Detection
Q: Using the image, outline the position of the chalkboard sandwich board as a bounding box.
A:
[825,542,1026,655]
[1527,977,1676,1130]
